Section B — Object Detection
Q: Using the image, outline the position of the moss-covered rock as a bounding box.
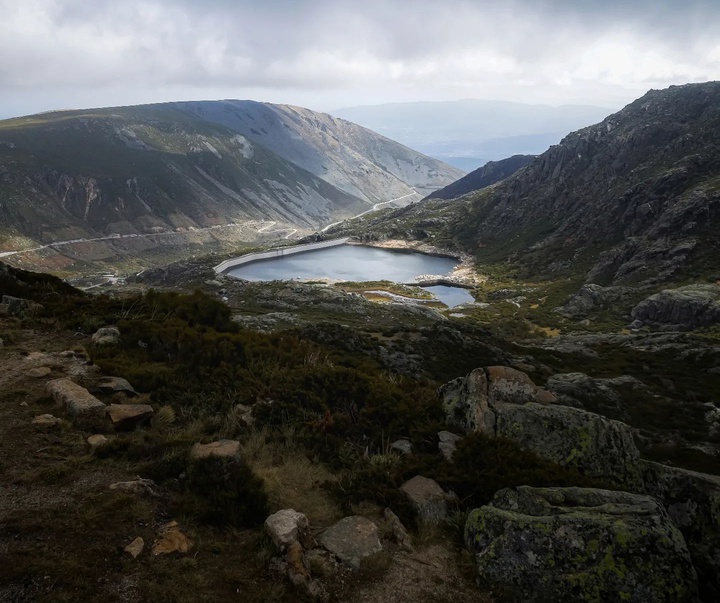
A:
[465,486,698,603]
[642,460,720,601]
[441,366,642,489]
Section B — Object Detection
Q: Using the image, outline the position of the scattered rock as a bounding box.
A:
[124,537,144,558]
[19,401,28,407]
[108,403,154,429]
[152,521,193,555]
[265,509,310,552]
[390,439,412,455]
[383,508,413,552]
[285,541,311,583]
[631,284,720,329]
[1,295,43,317]
[46,378,107,429]
[96,376,138,396]
[190,439,240,460]
[441,367,642,488]
[465,486,698,603]
[400,475,448,524]
[109,478,159,497]
[32,414,62,430]
[437,431,460,461]
[87,434,109,449]
[319,516,382,568]
[233,403,254,425]
[91,326,121,345]
[26,366,51,378]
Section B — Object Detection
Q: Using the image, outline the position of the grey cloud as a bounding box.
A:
[0,0,718,117]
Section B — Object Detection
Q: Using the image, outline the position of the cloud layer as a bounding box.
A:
[1,0,719,117]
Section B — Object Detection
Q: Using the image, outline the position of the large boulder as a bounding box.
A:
[441,367,642,489]
[631,284,720,329]
[46,378,107,429]
[641,460,720,601]
[319,516,382,568]
[1,295,43,318]
[465,486,698,603]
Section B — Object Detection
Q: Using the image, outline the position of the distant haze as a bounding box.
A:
[333,100,612,170]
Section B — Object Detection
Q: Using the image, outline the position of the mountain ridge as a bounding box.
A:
[0,101,461,273]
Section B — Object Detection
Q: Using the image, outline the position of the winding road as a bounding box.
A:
[321,189,418,233]
[0,188,417,259]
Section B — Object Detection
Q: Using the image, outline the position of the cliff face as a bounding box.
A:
[445,83,720,284]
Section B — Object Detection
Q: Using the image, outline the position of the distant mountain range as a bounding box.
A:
[0,101,462,273]
[332,100,613,170]
[338,83,720,287]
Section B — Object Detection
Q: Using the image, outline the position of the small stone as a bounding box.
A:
[26,367,51,378]
[390,439,412,455]
[438,431,461,461]
[124,537,144,558]
[400,475,448,524]
[383,508,413,552]
[190,439,240,460]
[109,478,159,497]
[97,376,138,396]
[233,404,254,425]
[108,403,154,428]
[91,326,121,345]
[265,509,310,552]
[152,521,193,555]
[87,434,109,449]
[32,414,62,430]
[319,516,382,569]
[20,401,28,407]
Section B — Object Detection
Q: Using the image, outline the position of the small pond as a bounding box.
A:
[226,244,475,307]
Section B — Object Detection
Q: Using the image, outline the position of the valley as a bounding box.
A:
[2,82,720,603]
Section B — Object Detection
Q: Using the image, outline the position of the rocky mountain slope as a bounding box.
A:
[423,154,535,201]
[0,102,461,274]
[174,100,463,202]
[342,83,720,288]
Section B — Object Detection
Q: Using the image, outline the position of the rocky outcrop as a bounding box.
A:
[553,284,634,319]
[465,486,698,603]
[0,295,43,318]
[46,378,107,429]
[641,460,720,601]
[319,516,382,568]
[441,366,642,488]
[545,372,650,422]
[631,285,720,329]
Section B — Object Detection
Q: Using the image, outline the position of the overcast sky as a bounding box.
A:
[1,0,719,118]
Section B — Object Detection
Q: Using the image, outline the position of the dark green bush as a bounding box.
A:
[184,456,269,527]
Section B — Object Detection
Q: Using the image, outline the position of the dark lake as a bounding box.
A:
[226,244,475,307]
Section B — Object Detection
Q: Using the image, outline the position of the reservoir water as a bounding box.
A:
[226,244,475,307]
